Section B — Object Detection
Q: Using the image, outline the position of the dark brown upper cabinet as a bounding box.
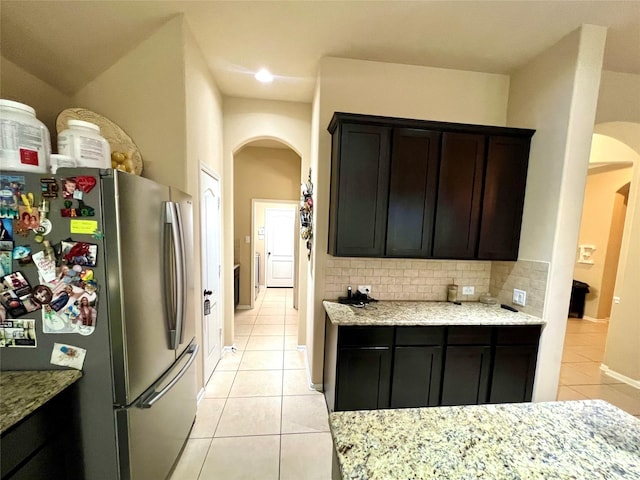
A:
[477,136,531,260]
[328,122,391,256]
[327,113,534,260]
[386,128,440,257]
[432,132,486,259]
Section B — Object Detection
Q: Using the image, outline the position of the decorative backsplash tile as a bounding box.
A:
[323,257,549,318]
[490,260,549,318]
[324,258,491,302]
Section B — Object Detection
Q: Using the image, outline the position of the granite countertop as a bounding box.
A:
[330,400,640,480]
[0,370,82,433]
[323,300,544,326]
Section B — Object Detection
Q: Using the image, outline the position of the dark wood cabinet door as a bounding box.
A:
[336,347,392,411]
[386,129,440,257]
[440,345,491,406]
[329,123,391,256]
[477,136,531,260]
[432,132,486,259]
[390,346,442,408]
[489,345,538,403]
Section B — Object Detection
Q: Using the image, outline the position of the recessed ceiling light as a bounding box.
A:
[255,68,274,83]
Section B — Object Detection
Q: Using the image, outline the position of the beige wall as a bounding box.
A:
[596,71,640,125]
[184,21,225,391]
[595,123,640,384]
[310,56,512,385]
[74,17,187,191]
[574,166,632,319]
[0,56,72,146]
[508,25,607,401]
[233,146,300,306]
[223,98,312,348]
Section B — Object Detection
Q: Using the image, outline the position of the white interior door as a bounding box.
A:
[201,169,221,383]
[265,207,295,287]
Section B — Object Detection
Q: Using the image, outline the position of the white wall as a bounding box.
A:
[222,98,312,347]
[309,56,512,384]
[508,25,607,401]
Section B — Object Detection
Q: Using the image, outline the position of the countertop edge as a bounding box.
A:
[323,300,545,326]
[1,370,83,433]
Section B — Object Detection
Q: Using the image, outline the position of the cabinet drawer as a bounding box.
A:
[338,326,394,347]
[446,326,492,345]
[495,325,541,345]
[395,326,445,346]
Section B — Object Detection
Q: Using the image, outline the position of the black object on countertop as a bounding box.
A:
[501,304,519,312]
[338,291,377,305]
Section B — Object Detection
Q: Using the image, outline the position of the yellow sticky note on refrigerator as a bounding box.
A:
[70,219,98,235]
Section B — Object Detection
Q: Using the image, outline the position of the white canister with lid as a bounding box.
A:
[0,99,51,173]
[57,119,111,169]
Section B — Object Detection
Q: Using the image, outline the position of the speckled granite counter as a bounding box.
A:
[330,400,640,479]
[323,300,543,326]
[1,370,82,433]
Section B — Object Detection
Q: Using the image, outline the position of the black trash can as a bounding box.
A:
[569,280,590,318]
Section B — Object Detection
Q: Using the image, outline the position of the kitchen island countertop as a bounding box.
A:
[330,400,640,480]
[0,370,82,433]
[323,300,544,326]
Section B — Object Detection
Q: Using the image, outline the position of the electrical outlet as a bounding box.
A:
[462,286,475,295]
[513,289,526,306]
[358,285,371,295]
[613,296,620,304]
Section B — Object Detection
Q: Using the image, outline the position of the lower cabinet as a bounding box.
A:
[336,348,391,411]
[440,346,492,406]
[390,346,442,408]
[324,319,541,412]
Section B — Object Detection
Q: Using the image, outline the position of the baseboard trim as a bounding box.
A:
[196,387,206,404]
[299,345,323,392]
[580,315,608,323]
[600,364,640,389]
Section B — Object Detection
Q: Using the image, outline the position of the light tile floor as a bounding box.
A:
[557,318,640,419]
[170,288,333,480]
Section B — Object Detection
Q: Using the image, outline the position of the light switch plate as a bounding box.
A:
[462,286,475,295]
[513,289,526,306]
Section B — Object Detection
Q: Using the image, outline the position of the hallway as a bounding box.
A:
[170,288,332,479]
[557,318,640,419]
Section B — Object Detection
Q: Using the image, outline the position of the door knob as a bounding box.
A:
[203,289,212,296]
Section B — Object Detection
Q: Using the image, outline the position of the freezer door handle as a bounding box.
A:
[138,343,199,409]
[164,201,187,350]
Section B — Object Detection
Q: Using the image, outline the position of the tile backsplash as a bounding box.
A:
[324,257,549,318]
[490,260,549,318]
[324,258,491,302]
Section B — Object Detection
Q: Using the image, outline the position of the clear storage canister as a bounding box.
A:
[57,119,111,169]
[0,99,51,173]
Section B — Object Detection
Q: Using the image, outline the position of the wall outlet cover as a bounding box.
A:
[462,286,475,295]
[513,289,526,306]
[358,285,371,295]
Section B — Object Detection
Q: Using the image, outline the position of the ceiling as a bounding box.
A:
[1,1,639,103]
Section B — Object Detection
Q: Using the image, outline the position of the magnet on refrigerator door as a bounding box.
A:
[0,319,37,348]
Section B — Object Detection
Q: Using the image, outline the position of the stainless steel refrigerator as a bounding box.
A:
[0,168,198,479]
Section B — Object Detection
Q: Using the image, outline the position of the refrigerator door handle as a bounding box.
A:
[164,201,187,350]
[138,343,199,409]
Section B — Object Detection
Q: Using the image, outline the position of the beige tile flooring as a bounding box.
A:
[557,318,640,419]
[170,288,333,480]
